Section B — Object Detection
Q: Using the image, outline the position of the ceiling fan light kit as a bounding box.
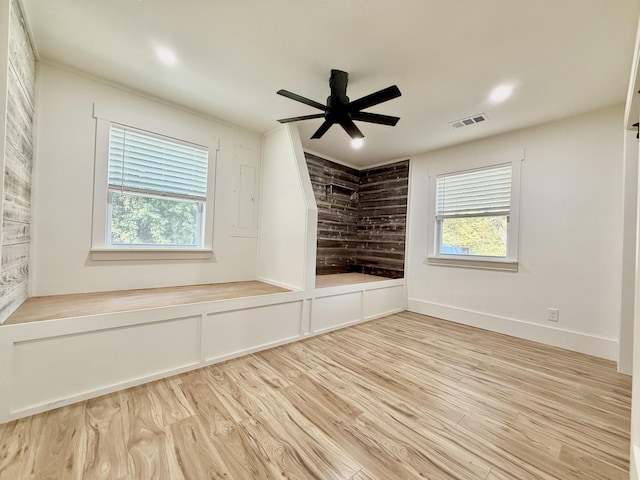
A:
[277,69,401,141]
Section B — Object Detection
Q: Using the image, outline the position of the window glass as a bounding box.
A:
[106,124,208,248]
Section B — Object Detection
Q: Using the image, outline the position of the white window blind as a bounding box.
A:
[436,164,512,218]
[108,124,208,201]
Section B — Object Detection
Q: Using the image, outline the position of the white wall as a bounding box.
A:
[620,129,638,374]
[258,124,317,290]
[407,105,624,360]
[30,64,262,295]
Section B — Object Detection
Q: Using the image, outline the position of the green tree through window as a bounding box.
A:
[110,192,199,246]
[441,216,508,257]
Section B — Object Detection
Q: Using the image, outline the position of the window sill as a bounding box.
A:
[426,256,518,272]
[90,248,214,261]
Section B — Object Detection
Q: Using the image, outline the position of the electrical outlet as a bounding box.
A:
[547,308,559,322]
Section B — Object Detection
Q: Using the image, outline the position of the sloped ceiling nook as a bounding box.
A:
[20,0,640,167]
[306,153,409,279]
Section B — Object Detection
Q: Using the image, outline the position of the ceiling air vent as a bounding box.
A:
[450,113,488,129]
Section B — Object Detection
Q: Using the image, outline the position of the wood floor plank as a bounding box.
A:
[179,381,276,480]
[305,366,435,425]
[200,367,263,422]
[30,403,85,480]
[256,387,362,479]
[514,411,630,471]
[0,413,43,480]
[119,386,183,480]
[146,379,195,427]
[350,413,492,480]
[349,470,375,480]
[0,311,631,480]
[81,393,129,480]
[169,416,234,479]
[559,443,628,480]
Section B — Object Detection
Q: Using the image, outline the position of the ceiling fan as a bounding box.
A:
[276,69,401,140]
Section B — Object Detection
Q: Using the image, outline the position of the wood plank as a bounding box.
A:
[5,67,33,164]
[8,0,36,108]
[3,164,31,205]
[1,220,29,246]
[119,385,183,480]
[1,243,28,272]
[168,416,234,479]
[80,393,129,480]
[29,403,85,480]
[4,142,32,186]
[2,191,30,224]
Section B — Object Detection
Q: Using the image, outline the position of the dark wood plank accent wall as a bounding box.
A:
[355,160,409,279]
[305,153,360,275]
[0,0,35,323]
[305,153,409,279]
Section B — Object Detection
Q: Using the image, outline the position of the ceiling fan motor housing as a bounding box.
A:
[277,69,401,140]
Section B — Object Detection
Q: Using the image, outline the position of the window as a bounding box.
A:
[91,104,217,261]
[107,125,208,248]
[428,158,521,271]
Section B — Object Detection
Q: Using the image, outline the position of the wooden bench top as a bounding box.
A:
[3,274,392,326]
[4,280,289,325]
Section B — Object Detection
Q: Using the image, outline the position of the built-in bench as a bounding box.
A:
[0,274,404,423]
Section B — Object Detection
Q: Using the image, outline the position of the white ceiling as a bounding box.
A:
[21,0,640,168]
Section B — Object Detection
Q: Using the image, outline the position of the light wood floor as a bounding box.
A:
[0,311,631,479]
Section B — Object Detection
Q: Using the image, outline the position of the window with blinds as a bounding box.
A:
[435,163,512,257]
[106,124,209,247]
[108,125,208,201]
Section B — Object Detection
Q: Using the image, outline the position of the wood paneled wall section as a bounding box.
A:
[355,160,409,279]
[0,0,35,323]
[305,153,409,279]
[306,153,360,275]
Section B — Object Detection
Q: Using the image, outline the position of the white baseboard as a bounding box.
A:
[257,276,302,291]
[407,298,618,361]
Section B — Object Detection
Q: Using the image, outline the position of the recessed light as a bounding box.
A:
[351,138,364,149]
[490,85,513,103]
[156,47,177,67]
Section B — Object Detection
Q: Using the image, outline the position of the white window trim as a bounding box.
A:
[90,104,219,261]
[425,151,523,272]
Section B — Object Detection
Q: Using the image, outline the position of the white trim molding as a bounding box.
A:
[90,107,220,259]
[425,149,523,270]
[426,256,518,272]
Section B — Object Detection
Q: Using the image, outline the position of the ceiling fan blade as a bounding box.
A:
[351,111,400,126]
[277,89,327,111]
[277,113,326,124]
[340,120,364,139]
[347,85,401,112]
[311,120,334,139]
